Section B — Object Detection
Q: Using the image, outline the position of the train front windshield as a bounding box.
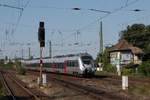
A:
[81,56,93,65]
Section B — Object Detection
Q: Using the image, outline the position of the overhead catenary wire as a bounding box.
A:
[50,0,141,48]
[50,0,141,54]
[0,3,23,10]
[12,0,31,36]
[75,0,141,32]
[0,0,141,59]
[0,0,140,34]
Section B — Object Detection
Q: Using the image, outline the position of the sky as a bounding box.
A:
[0,0,150,59]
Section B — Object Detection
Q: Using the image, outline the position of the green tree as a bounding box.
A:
[101,47,110,66]
[138,61,150,76]
[95,53,102,66]
[119,24,150,61]
[95,47,110,67]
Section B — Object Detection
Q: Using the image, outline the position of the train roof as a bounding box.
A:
[23,52,91,61]
[53,53,91,58]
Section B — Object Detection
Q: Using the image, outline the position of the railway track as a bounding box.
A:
[3,68,150,100]
[26,71,129,100]
[0,71,40,100]
[47,76,126,100]
[93,74,150,87]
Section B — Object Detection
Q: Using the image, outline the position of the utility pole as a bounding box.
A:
[100,21,103,54]
[22,49,24,59]
[98,21,103,71]
[29,47,30,59]
[49,41,52,58]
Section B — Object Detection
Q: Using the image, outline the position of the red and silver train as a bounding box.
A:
[22,53,95,76]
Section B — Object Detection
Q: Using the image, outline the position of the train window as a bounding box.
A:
[72,61,75,67]
[55,63,58,68]
[61,63,64,69]
[66,60,78,67]
[37,63,40,67]
[31,63,37,67]
[81,56,92,60]
[70,61,72,67]
[44,63,50,67]
[49,63,52,68]
[60,63,62,68]
[81,56,92,65]
[53,62,63,69]
[74,60,78,67]
[57,63,59,68]
[66,61,70,67]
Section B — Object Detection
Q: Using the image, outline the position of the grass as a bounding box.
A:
[95,71,117,76]
[0,63,15,68]
[0,81,8,100]
[128,86,150,95]
[0,62,26,75]
[16,66,26,75]
[95,70,150,78]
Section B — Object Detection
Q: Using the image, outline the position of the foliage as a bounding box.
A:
[95,46,117,74]
[103,64,117,74]
[95,23,150,76]
[128,86,149,95]
[95,47,111,66]
[94,53,102,66]
[126,62,134,67]
[119,24,150,61]
[0,61,15,68]
[121,68,134,75]
[101,47,111,66]
[17,66,26,75]
[138,61,150,76]
[0,59,4,64]
[0,81,8,100]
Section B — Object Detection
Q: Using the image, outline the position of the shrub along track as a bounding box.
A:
[0,70,40,100]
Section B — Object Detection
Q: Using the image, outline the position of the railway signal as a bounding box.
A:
[38,21,45,87]
[40,41,45,47]
[38,22,45,47]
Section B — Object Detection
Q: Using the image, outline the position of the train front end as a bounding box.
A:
[79,54,95,76]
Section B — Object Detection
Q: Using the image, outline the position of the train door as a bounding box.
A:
[64,60,66,73]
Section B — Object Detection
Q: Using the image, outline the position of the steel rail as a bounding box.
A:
[7,73,40,100]
[0,72,16,100]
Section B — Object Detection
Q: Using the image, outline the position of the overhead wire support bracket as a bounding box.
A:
[72,7,111,14]
[88,8,111,14]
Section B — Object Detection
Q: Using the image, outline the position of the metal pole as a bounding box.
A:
[100,21,103,54]
[29,47,30,59]
[40,47,43,85]
[98,21,103,70]
[22,49,23,60]
[49,41,52,58]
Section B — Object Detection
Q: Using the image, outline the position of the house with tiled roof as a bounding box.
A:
[109,40,143,66]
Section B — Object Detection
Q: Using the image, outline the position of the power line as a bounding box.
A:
[30,5,111,14]
[74,0,140,31]
[53,0,141,49]
[0,3,23,10]
[12,0,31,36]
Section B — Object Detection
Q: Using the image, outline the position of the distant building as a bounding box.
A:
[109,40,143,66]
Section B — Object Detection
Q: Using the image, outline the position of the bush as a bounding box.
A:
[103,64,117,74]
[121,68,134,75]
[17,66,26,75]
[0,81,8,100]
[138,61,150,77]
